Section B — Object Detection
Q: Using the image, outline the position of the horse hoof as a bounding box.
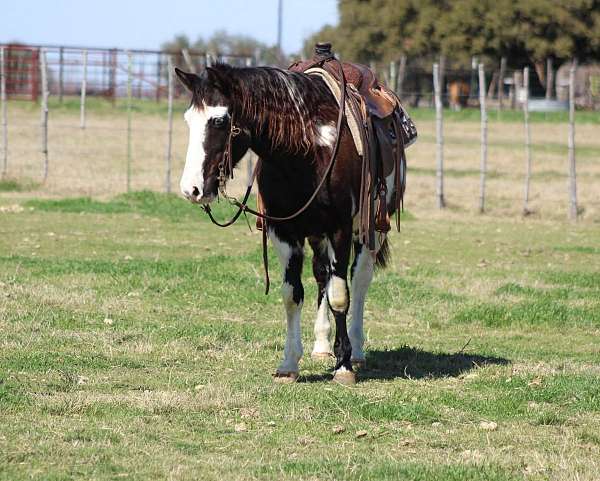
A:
[333,369,356,386]
[273,371,298,383]
[351,358,367,369]
[311,352,334,361]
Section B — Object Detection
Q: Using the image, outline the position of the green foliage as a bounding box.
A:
[161,30,285,65]
[306,0,600,67]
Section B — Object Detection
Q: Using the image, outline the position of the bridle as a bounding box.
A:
[201,55,348,293]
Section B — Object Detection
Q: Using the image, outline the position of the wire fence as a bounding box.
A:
[1,43,599,221]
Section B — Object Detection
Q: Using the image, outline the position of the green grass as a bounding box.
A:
[410,107,600,124]
[25,190,256,222]
[0,178,39,192]
[1,191,600,480]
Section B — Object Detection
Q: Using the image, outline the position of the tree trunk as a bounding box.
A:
[533,60,545,92]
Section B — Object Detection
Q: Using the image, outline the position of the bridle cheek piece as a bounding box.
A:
[216,121,241,199]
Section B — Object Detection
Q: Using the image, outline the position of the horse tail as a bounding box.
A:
[375,237,390,269]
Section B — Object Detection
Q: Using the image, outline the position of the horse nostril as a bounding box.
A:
[192,186,200,196]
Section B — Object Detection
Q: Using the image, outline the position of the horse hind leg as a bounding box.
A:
[348,239,375,368]
[326,227,355,385]
[270,230,305,383]
[309,237,333,360]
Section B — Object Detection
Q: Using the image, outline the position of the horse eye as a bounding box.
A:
[211,116,226,128]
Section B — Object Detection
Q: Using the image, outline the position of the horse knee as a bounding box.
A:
[327,275,348,312]
[281,280,303,308]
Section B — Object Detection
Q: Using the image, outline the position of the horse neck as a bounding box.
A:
[227,67,332,159]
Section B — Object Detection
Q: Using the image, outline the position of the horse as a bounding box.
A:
[175,63,397,385]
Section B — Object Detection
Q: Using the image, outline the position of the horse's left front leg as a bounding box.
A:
[270,230,305,383]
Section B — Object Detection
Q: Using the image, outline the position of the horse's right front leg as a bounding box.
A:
[270,230,304,383]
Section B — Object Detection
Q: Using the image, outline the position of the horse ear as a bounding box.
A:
[206,67,231,95]
[175,68,198,92]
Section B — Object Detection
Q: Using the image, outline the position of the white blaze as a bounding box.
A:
[180,104,228,200]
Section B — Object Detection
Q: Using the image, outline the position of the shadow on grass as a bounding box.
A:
[300,346,509,383]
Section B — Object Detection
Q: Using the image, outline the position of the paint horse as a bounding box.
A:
[175,61,402,385]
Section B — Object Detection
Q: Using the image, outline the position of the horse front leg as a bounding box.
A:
[326,226,355,385]
[270,230,304,383]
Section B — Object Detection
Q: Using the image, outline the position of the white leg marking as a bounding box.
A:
[270,231,303,375]
[327,275,348,313]
[279,282,303,373]
[180,104,228,202]
[349,244,375,363]
[311,297,331,357]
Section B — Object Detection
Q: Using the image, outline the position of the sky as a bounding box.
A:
[0,0,339,54]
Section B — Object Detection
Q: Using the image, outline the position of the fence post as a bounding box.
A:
[58,46,64,103]
[398,55,407,98]
[40,49,49,182]
[165,55,174,193]
[522,67,532,215]
[389,60,397,92]
[433,63,445,209]
[156,53,162,102]
[80,49,88,129]
[478,64,487,213]
[546,58,554,100]
[109,49,117,105]
[498,57,506,110]
[181,49,196,73]
[568,62,578,221]
[1,46,7,178]
[126,51,133,193]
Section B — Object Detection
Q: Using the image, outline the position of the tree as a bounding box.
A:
[304,0,600,69]
[162,31,287,66]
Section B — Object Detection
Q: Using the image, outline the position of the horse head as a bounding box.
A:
[175,66,250,204]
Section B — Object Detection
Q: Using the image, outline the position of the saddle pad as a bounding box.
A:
[304,67,364,156]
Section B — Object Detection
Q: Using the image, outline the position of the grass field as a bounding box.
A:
[1,100,600,480]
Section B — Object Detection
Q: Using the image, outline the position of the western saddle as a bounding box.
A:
[289,43,417,251]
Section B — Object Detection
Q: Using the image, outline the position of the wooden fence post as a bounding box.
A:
[498,57,506,110]
[389,60,398,92]
[478,64,488,213]
[126,51,133,193]
[181,49,196,73]
[165,55,174,193]
[568,62,578,221]
[433,63,445,208]
[58,46,64,103]
[80,49,88,129]
[546,58,554,100]
[398,55,407,98]
[522,67,532,215]
[1,46,7,178]
[155,54,162,102]
[40,49,49,182]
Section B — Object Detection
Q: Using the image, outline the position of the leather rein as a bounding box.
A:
[201,56,348,293]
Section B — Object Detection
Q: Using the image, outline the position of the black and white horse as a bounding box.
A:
[176,64,394,384]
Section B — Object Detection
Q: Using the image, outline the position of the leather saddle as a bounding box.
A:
[290,50,396,120]
[288,43,417,249]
